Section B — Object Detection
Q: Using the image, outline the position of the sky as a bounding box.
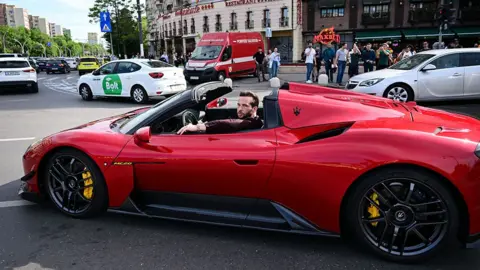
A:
[7,0,145,43]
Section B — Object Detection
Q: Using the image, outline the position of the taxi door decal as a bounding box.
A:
[102,74,123,95]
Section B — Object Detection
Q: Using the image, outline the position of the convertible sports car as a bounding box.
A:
[18,81,480,263]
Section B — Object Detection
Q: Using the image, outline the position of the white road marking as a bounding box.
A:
[67,76,75,80]
[0,137,35,142]
[0,99,29,103]
[37,77,46,81]
[0,200,35,208]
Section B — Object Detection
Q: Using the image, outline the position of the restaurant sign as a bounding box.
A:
[225,0,280,7]
[313,27,340,45]
[175,3,214,16]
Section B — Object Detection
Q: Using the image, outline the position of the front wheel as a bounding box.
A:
[131,85,148,104]
[344,167,460,263]
[383,84,414,102]
[43,148,108,218]
[79,84,93,101]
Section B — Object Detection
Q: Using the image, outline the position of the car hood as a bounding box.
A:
[349,68,409,82]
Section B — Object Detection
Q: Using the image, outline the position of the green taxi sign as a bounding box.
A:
[102,75,123,95]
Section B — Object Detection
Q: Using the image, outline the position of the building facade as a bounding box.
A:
[54,24,63,36]
[13,7,29,29]
[49,22,56,36]
[38,18,50,35]
[5,5,16,27]
[0,4,7,26]
[88,32,98,45]
[28,15,39,29]
[63,28,71,38]
[146,0,304,63]
[302,0,480,54]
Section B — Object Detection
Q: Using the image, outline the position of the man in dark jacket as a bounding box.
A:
[253,47,267,82]
[322,44,335,83]
[177,91,263,134]
[362,43,376,72]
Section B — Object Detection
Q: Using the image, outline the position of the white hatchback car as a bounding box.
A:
[0,57,38,93]
[77,59,187,103]
[346,48,480,102]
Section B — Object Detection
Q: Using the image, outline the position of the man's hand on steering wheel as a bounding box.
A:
[177,123,206,135]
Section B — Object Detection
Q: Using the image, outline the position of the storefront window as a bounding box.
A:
[321,8,345,18]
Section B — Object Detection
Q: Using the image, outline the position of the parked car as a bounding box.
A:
[346,48,480,102]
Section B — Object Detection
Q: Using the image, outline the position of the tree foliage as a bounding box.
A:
[0,25,105,57]
[88,0,146,57]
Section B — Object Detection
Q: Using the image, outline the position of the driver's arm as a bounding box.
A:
[177,119,256,135]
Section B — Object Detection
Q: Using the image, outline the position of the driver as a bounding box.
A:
[177,91,263,135]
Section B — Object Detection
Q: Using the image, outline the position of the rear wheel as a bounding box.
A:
[43,148,108,218]
[344,167,460,263]
[30,82,39,93]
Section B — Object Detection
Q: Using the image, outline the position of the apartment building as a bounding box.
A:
[49,22,56,36]
[146,0,303,63]
[38,18,50,35]
[0,4,7,25]
[302,0,480,53]
[5,5,15,27]
[88,32,98,45]
[13,7,29,29]
[28,15,40,29]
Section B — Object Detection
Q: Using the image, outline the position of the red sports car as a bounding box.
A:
[19,81,480,263]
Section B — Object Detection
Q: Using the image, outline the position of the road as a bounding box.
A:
[0,72,480,269]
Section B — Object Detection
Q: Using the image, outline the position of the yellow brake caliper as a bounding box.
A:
[82,171,93,199]
[367,193,380,227]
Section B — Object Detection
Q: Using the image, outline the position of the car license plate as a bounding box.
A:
[52,68,58,70]
[5,71,20,76]
[190,76,199,80]
[170,85,183,91]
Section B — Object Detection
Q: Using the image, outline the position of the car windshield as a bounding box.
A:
[48,60,62,64]
[80,58,98,63]
[118,90,191,134]
[190,45,223,60]
[0,60,29,68]
[141,60,173,68]
[388,54,435,70]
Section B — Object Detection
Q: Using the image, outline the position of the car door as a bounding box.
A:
[115,61,142,96]
[417,53,464,99]
[117,129,277,199]
[91,62,118,96]
[460,52,480,98]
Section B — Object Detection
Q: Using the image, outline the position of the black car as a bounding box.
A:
[46,59,71,74]
[36,59,48,71]
[28,58,40,73]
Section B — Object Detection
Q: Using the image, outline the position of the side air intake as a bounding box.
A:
[295,124,353,144]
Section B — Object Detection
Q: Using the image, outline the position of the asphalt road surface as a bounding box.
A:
[0,72,480,270]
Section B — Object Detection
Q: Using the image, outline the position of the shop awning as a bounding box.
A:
[318,0,345,8]
[355,30,401,41]
[362,0,391,4]
[452,27,480,37]
[402,28,454,40]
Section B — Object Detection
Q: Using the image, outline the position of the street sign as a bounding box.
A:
[100,11,112,33]
[47,42,51,47]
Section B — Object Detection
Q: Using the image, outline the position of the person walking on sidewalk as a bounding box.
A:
[334,43,348,86]
[304,41,316,83]
[253,47,267,82]
[270,48,281,78]
[362,43,375,72]
[322,44,335,83]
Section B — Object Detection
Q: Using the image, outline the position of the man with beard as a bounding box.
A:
[177,91,263,135]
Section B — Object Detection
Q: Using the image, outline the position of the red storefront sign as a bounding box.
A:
[225,0,280,7]
[313,27,340,45]
[174,4,214,16]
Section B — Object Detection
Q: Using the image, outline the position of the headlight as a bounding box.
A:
[359,78,384,87]
[205,63,216,68]
[24,138,42,154]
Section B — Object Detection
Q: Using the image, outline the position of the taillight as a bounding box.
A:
[46,64,51,66]
[23,68,35,73]
[149,72,164,79]
[59,64,64,67]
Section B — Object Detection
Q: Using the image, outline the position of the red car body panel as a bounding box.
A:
[20,82,480,238]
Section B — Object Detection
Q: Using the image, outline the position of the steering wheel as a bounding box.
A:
[182,110,198,126]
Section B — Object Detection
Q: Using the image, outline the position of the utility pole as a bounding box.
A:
[438,0,445,44]
[137,0,144,57]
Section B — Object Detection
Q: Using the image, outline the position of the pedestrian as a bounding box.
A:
[304,41,316,83]
[348,43,361,78]
[377,44,390,70]
[270,48,280,78]
[253,47,267,82]
[314,46,322,82]
[362,43,375,72]
[322,43,335,83]
[334,43,348,86]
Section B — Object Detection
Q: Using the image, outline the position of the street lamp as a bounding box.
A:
[63,46,72,57]
[12,38,27,54]
[33,42,46,57]
[0,32,6,53]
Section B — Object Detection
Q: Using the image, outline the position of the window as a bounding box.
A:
[320,7,344,17]
[389,54,435,70]
[0,60,29,68]
[203,16,208,25]
[141,60,173,68]
[363,4,389,14]
[98,62,116,74]
[117,62,142,74]
[263,9,270,27]
[216,14,221,23]
[80,58,98,63]
[429,53,460,70]
[410,2,436,10]
[281,7,288,18]
[460,53,480,67]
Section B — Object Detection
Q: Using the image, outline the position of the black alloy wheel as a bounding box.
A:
[345,168,459,263]
[44,149,108,218]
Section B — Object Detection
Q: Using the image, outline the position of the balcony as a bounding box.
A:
[203,24,209,32]
[262,18,271,28]
[408,8,436,24]
[183,26,187,34]
[215,22,222,32]
[362,12,390,26]
[459,7,480,22]
[279,17,288,27]
[245,20,254,29]
[230,21,238,30]
[191,25,195,34]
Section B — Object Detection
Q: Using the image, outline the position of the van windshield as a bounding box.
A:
[190,45,223,60]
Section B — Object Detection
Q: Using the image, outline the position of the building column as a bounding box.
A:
[182,38,186,55]
[292,0,303,63]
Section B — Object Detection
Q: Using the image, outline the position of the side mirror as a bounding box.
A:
[134,126,151,144]
[422,64,436,71]
[92,70,100,76]
[206,97,228,108]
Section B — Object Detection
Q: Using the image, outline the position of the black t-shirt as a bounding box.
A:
[205,116,263,134]
[253,52,265,64]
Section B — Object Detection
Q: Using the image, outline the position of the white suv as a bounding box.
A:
[0,57,38,93]
[346,48,480,102]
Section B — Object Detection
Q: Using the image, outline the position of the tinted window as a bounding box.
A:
[142,60,172,68]
[80,58,98,63]
[389,54,435,70]
[0,60,30,68]
[190,45,223,60]
[429,53,460,70]
[0,54,16,58]
[48,60,62,64]
[117,62,142,73]
[460,52,480,67]
[98,62,116,74]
